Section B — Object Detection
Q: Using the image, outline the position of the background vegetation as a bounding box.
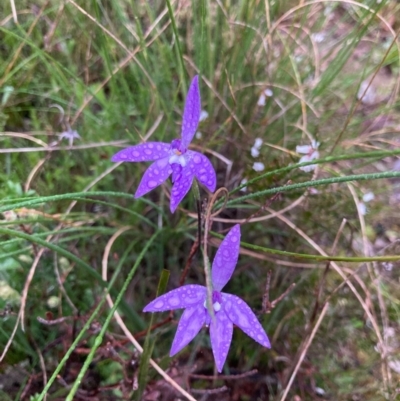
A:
[0,0,400,400]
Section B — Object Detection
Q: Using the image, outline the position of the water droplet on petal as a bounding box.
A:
[154,300,164,308]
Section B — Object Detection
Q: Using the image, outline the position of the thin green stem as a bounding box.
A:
[231,148,400,195]
[0,191,132,213]
[227,171,400,206]
[166,0,186,93]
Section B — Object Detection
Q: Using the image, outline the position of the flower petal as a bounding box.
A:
[298,154,317,172]
[111,142,170,162]
[212,224,241,291]
[134,156,171,198]
[296,144,312,154]
[223,293,271,348]
[169,161,196,213]
[190,151,216,193]
[311,140,320,149]
[181,76,201,149]
[143,285,206,312]
[170,304,207,356]
[210,310,233,373]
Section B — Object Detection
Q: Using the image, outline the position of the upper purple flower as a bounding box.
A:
[111,76,216,213]
[143,225,271,372]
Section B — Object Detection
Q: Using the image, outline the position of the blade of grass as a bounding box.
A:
[136,269,170,400]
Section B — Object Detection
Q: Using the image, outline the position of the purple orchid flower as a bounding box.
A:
[111,76,216,213]
[143,224,271,372]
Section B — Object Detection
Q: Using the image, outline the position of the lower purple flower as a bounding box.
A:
[143,225,271,372]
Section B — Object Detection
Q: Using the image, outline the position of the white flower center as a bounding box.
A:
[203,300,222,312]
[169,154,187,167]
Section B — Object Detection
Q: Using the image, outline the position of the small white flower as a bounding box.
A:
[240,178,248,192]
[382,262,393,272]
[257,89,273,106]
[297,141,320,172]
[199,110,209,122]
[251,147,260,158]
[257,93,266,106]
[388,360,400,374]
[358,202,367,216]
[58,129,80,147]
[251,138,263,157]
[311,140,319,149]
[195,131,202,139]
[253,162,265,172]
[250,138,262,157]
[362,192,375,203]
[358,191,374,216]
[254,138,263,149]
[308,187,319,195]
[264,88,273,97]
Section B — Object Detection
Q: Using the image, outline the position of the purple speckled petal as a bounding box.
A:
[188,150,216,193]
[143,285,206,312]
[134,156,172,198]
[181,76,201,149]
[222,293,271,348]
[169,161,196,213]
[210,310,233,373]
[170,304,207,356]
[111,142,170,162]
[212,225,241,291]
[171,164,183,183]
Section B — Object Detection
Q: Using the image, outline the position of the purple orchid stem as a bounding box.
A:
[111,75,216,213]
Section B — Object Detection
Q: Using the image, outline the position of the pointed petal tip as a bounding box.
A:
[231,224,241,235]
[216,362,223,373]
[181,76,201,148]
[143,302,157,313]
[169,347,179,357]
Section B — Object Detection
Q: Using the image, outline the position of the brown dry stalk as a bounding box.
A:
[279,302,330,401]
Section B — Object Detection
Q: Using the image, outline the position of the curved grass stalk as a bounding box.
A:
[230,148,400,195]
[227,171,400,206]
[210,231,400,263]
